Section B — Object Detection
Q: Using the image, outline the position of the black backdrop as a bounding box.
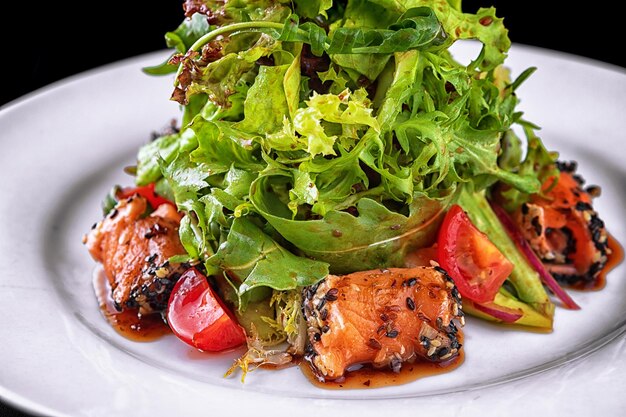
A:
[0,1,623,416]
[0,1,623,107]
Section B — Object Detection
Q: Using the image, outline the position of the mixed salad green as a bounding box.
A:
[132,0,563,359]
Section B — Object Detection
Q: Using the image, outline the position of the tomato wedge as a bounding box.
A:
[437,205,513,303]
[167,268,246,352]
[117,183,173,209]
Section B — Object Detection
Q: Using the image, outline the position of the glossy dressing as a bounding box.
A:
[93,267,170,341]
[588,234,624,290]
[300,351,464,389]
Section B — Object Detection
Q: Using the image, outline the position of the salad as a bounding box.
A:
[84,0,619,386]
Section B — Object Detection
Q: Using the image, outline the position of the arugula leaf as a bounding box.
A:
[499,125,559,211]
[251,171,455,273]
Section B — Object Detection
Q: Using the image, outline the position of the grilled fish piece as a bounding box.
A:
[84,196,188,314]
[303,267,463,381]
[514,161,611,288]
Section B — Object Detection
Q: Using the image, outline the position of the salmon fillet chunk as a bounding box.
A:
[303,267,464,380]
[84,195,188,315]
[513,161,611,288]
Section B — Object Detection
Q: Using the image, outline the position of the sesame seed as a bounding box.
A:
[403,278,417,287]
[321,325,330,333]
[390,357,402,373]
[325,288,339,301]
[367,338,382,350]
[155,267,169,278]
[386,329,399,338]
[406,297,415,311]
[427,346,437,357]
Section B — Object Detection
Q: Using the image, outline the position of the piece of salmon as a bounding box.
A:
[513,161,610,288]
[303,267,463,381]
[84,195,188,314]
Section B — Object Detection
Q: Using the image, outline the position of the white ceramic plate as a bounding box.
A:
[1,46,625,417]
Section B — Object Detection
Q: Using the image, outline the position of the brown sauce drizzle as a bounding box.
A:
[89,233,621,389]
[299,350,464,389]
[92,268,171,342]
[593,234,624,290]
[569,234,624,291]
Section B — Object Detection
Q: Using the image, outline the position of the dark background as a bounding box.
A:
[0,1,623,416]
[0,1,623,108]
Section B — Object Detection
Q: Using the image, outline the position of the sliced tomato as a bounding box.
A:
[167,268,246,352]
[437,205,513,303]
[117,183,173,209]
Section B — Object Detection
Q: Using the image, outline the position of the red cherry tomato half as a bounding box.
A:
[437,205,513,303]
[117,183,173,209]
[167,268,246,352]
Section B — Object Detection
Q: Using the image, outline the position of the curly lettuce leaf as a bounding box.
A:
[367,0,510,70]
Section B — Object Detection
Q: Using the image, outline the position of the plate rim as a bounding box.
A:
[1,43,625,416]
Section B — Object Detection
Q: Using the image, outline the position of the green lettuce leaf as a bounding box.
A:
[207,217,329,297]
[251,171,455,273]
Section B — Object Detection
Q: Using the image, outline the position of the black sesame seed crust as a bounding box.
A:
[519,161,611,287]
[123,259,186,313]
[302,267,464,380]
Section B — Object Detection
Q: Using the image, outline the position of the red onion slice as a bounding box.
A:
[471,300,523,323]
[491,203,581,310]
